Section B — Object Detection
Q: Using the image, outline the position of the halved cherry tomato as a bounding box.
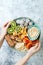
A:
[23,36,39,49]
[26,42,32,49]
[23,36,30,44]
[23,36,32,44]
[23,36,32,49]
[23,37,29,44]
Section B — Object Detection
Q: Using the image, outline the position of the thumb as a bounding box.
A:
[4,22,10,29]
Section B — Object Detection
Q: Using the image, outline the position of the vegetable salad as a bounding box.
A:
[5,18,40,52]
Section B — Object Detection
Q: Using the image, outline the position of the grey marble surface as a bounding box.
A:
[0,0,43,65]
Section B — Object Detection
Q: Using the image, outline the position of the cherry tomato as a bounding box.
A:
[23,36,29,44]
[26,42,32,49]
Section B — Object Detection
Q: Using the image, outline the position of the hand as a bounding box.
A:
[0,22,10,40]
[15,42,40,65]
[2,22,10,35]
[27,41,41,55]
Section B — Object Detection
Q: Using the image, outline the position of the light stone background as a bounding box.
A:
[0,0,43,65]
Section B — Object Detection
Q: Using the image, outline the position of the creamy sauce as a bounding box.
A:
[28,27,39,38]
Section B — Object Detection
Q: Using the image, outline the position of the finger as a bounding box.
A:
[31,43,39,49]
[35,43,39,48]
[33,40,40,49]
[3,22,9,27]
[5,22,10,29]
[35,42,41,52]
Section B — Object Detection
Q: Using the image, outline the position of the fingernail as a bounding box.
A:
[4,22,9,27]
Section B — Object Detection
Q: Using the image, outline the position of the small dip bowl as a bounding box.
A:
[28,24,41,41]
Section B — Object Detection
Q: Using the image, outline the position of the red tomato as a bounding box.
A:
[23,36,39,49]
[23,36,32,43]
[23,38,29,43]
[23,36,32,49]
[26,42,32,49]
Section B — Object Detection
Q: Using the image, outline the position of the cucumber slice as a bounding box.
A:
[16,25,22,33]
[11,21,16,29]
[7,27,14,34]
